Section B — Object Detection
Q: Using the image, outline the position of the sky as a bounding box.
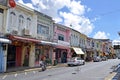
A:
[15,0,120,42]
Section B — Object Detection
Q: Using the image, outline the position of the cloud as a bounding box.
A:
[91,16,100,22]
[16,0,95,36]
[93,31,110,39]
[68,0,85,15]
[31,0,68,18]
[87,8,92,12]
[59,12,94,35]
[17,0,34,9]
[17,0,24,4]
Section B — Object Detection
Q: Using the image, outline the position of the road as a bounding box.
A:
[0,59,120,80]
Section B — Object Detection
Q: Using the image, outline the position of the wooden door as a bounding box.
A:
[16,47,22,67]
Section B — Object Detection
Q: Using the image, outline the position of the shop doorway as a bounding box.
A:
[7,45,16,68]
[23,47,30,66]
[61,52,67,63]
[55,49,61,63]
[16,47,22,67]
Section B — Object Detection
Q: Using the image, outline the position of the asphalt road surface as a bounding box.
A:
[0,59,120,80]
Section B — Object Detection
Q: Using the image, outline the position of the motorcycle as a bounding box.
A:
[39,61,46,71]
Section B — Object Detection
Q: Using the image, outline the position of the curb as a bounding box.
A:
[104,72,117,80]
[0,64,67,76]
[0,67,41,76]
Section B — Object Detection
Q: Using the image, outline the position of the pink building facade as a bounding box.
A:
[53,23,71,64]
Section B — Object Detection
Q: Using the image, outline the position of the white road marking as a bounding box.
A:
[14,73,17,77]
[2,75,7,79]
[33,71,36,74]
[25,72,27,75]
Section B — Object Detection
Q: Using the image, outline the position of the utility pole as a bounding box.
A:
[118,32,120,36]
[116,32,120,59]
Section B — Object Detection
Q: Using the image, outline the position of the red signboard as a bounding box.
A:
[9,0,16,8]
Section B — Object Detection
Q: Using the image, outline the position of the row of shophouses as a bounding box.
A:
[0,1,115,72]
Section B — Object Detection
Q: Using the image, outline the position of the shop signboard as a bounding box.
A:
[58,40,70,46]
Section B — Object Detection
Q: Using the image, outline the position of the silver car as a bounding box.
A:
[93,56,101,62]
[67,57,85,66]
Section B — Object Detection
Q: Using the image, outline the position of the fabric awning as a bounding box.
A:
[104,52,109,55]
[72,47,84,54]
[9,35,41,43]
[0,38,11,44]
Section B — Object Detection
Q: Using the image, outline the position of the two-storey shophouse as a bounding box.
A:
[79,33,87,59]
[34,10,54,66]
[0,0,12,72]
[53,23,71,64]
[92,39,102,57]
[6,2,41,71]
[101,39,113,59]
[86,37,94,61]
[70,29,85,59]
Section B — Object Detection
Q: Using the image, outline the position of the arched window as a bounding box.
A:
[18,15,24,30]
[26,18,31,29]
[10,12,16,28]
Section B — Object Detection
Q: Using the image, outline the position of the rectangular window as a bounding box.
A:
[58,34,64,41]
[37,24,49,35]
[18,15,24,30]
[26,18,31,29]
[11,12,16,28]
[0,8,3,13]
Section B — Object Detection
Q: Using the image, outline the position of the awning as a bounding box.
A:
[104,52,109,55]
[0,38,11,44]
[9,35,41,43]
[72,47,85,54]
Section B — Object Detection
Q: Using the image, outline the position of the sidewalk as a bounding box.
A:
[0,63,67,76]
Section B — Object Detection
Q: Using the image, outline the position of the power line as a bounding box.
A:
[98,9,120,17]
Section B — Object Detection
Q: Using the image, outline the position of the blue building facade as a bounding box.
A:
[0,38,11,72]
[0,43,4,72]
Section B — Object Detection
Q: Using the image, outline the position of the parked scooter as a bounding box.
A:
[39,61,46,71]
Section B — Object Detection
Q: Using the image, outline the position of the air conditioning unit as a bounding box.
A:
[23,28,30,36]
[12,30,18,35]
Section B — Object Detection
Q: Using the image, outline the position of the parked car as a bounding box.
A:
[67,57,85,66]
[101,56,108,61]
[93,56,101,62]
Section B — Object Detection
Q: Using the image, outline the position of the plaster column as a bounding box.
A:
[29,44,35,67]
[49,47,53,64]
[67,48,71,61]
[22,45,25,66]
[4,44,8,72]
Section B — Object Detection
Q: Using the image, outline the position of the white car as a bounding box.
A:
[67,57,85,66]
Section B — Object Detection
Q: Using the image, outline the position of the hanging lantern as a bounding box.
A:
[9,0,16,8]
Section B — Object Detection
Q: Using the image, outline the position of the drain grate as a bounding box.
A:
[48,75,52,76]
[72,72,76,74]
